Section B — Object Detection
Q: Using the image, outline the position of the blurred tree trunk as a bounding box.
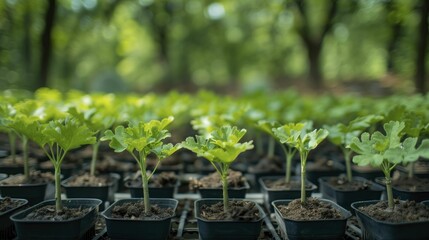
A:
[294,0,338,89]
[415,0,429,94]
[38,0,56,89]
[23,1,32,87]
[385,0,403,73]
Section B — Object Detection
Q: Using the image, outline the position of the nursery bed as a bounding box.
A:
[89,192,363,240]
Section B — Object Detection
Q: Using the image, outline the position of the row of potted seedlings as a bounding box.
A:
[0,89,429,239]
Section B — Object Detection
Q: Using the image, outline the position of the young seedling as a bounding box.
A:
[273,122,329,203]
[0,104,17,164]
[349,121,429,210]
[258,120,296,184]
[324,115,383,182]
[181,125,253,213]
[68,107,115,176]
[28,118,96,211]
[101,117,181,214]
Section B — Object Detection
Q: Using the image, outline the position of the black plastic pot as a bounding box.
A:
[259,176,317,212]
[10,198,102,240]
[352,165,384,180]
[375,177,429,202]
[351,200,429,240]
[102,198,178,240]
[194,199,266,240]
[198,180,250,199]
[0,198,28,239]
[248,171,284,192]
[61,173,120,210]
[319,176,384,211]
[0,165,23,175]
[306,161,345,191]
[125,179,180,198]
[272,199,351,240]
[0,181,48,205]
[0,173,7,181]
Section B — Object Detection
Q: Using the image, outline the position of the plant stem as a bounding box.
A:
[222,171,229,214]
[384,173,394,210]
[9,132,16,163]
[285,153,293,184]
[55,164,63,212]
[408,162,414,179]
[300,151,308,203]
[22,136,29,182]
[90,141,100,176]
[267,137,275,159]
[342,148,353,182]
[139,155,150,214]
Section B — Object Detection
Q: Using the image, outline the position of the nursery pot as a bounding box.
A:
[272,199,351,240]
[101,198,178,240]
[194,198,266,240]
[306,161,345,191]
[319,176,384,211]
[198,180,250,199]
[125,179,180,198]
[375,177,429,202]
[0,181,48,205]
[259,176,317,212]
[351,200,429,240]
[10,198,102,240]
[0,198,28,239]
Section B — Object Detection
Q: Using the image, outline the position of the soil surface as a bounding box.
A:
[0,155,37,167]
[24,205,92,221]
[307,158,340,171]
[95,155,135,173]
[263,178,313,190]
[248,155,283,174]
[125,171,177,188]
[326,176,372,191]
[0,171,54,185]
[392,177,429,192]
[199,200,261,221]
[111,201,174,219]
[277,198,343,221]
[0,197,23,212]
[358,200,429,223]
[190,170,245,190]
[63,173,113,187]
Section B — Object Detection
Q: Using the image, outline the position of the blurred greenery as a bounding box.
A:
[0,0,428,94]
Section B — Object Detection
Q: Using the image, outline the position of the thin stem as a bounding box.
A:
[267,137,275,159]
[342,148,353,182]
[90,141,100,176]
[221,164,229,214]
[138,154,150,214]
[300,151,308,203]
[384,169,394,210]
[148,159,162,180]
[54,164,63,212]
[22,136,30,182]
[9,132,16,163]
[408,162,415,179]
[281,144,296,184]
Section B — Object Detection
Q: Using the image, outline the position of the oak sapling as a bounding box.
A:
[28,117,96,211]
[181,125,253,213]
[273,122,329,203]
[349,121,429,210]
[101,117,181,214]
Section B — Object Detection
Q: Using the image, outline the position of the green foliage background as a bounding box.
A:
[0,0,425,93]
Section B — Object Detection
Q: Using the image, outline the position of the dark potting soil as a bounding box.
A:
[126,171,177,188]
[0,155,37,167]
[358,200,429,223]
[263,178,312,190]
[189,170,245,190]
[24,205,92,221]
[96,155,135,172]
[327,176,371,191]
[0,197,22,212]
[111,201,174,219]
[392,177,429,192]
[0,171,54,185]
[248,155,283,173]
[199,200,261,221]
[277,198,343,221]
[307,158,338,171]
[64,172,112,187]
